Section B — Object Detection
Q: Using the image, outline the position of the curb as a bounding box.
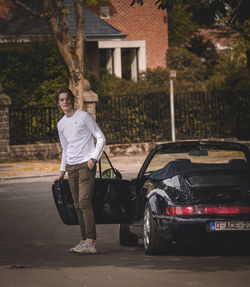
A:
[0,173,58,181]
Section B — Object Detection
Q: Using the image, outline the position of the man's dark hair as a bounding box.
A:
[55,87,75,105]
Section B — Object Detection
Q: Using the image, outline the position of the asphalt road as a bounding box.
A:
[1,177,250,287]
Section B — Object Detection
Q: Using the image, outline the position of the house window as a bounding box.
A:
[98,40,146,80]
[100,7,110,19]
[99,48,114,77]
[121,48,138,81]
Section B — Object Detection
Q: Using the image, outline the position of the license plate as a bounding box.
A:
[210,221,250,231]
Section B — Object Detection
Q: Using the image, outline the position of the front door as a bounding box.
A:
[52,152,136,225]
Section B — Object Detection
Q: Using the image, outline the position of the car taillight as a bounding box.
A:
[166,206,250,216]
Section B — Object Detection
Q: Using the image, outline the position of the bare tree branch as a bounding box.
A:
[12,0,45,18]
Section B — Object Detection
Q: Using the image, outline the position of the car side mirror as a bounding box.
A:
[102,168,122,179]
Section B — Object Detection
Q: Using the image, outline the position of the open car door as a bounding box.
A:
[52,152,136,225]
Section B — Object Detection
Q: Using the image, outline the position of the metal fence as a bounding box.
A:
[9,107,63,145]
[97,92,171,144]
[9,90,250,145]
[97,90,250,144]
[174,91,236,140]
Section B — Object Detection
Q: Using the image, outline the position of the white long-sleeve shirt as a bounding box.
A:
[57,109,106,171]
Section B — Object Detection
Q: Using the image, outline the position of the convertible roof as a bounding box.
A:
[156,141,250,153]
[150,159,250,181]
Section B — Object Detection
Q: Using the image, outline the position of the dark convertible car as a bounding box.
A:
[52,141,250,254]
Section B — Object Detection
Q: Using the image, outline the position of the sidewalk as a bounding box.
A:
[0,153,148,180]
[0,159,60,180]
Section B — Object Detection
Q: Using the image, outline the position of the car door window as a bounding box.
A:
[97,151,122,179]
[96,152,111,178]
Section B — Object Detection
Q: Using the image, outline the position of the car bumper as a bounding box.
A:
[154,216,250,244]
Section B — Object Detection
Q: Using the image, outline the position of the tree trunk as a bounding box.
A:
[69,73,85,110]
[44,0,85,110]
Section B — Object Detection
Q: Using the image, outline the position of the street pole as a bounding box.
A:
[170,70,176,142]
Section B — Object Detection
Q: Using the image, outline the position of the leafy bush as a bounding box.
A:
[224,68,250,91]
[185,34,219,70]
[1,38,249,109]
[95,74,137,96]
[0,39,68,108]
[167,48,207,80]
[167,2,197,47]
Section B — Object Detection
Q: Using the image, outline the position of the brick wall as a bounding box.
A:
[0,84,11,161]
[7,141,250,161]
[0,106,10,160]
[90,0,168,69]
[8,143,62,160]
[7,142,153,160]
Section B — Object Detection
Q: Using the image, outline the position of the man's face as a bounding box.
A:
[58,92,74,113]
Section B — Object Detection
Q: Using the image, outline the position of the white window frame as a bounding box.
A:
[98,40,146,80]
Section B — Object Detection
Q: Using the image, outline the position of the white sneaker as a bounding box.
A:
[72,241,97,254]
[68,240,85,253]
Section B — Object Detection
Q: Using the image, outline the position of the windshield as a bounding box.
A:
[145,148,248,175]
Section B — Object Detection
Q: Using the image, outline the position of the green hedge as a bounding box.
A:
[0,39,68,108]
[1,40,249,109]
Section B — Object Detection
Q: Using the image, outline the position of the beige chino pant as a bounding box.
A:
[66,161,96,240]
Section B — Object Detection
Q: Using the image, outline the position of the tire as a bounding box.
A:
[143,203,167,255]
[119,224,139,246]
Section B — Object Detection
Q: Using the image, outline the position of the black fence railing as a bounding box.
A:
[9,90,250,145]
[10,107,63,145]
[96,90,250,144]
[174,91,237,140]
[97,92,171,144]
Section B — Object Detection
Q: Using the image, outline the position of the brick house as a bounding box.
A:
[0,0,168,80]
[89,0,168,79]
[198,27,240,54]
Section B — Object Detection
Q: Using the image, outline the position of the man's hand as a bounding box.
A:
[52,171,65,185]
[87,158,96,170]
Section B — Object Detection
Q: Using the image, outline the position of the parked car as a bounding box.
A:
[52,141,250,255]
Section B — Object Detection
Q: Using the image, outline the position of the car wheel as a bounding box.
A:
[119,224,139,246]
[143,203,166,255]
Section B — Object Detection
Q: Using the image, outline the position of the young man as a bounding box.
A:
[53,87,106,254]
